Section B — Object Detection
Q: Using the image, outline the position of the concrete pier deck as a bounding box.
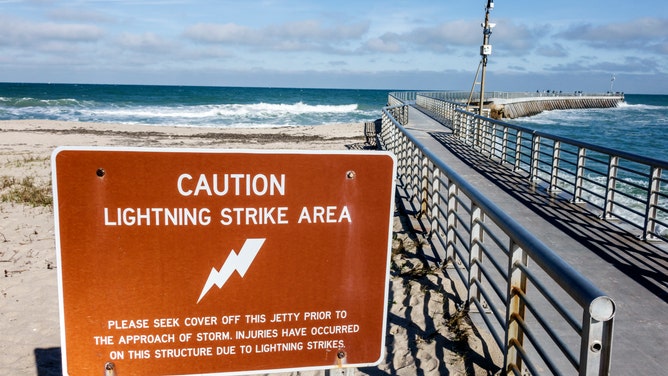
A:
[402,104,667,375]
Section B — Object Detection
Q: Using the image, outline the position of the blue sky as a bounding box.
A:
[1,0,666,93]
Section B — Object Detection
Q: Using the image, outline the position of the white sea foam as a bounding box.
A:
[0,99,371,127]
[617,102,665,111]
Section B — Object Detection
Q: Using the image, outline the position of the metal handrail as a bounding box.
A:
[380,103,615,375]
[408,92,668,242]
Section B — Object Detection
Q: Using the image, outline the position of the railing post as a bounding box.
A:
[398,133,409,185]
[549,140,561,194]
[492,122,500,159]
[387,116,396,151]
[452,111,460,137]
[457,111,465,139]
[603,156,619,219]
[531,134,542,186]
[468,204,486,310]
[465,114,474,145]
[505,240,528,374]
[446,181,459,265]
[643,166,662,240]
[579,297,615,376]
[573,147,587,203]
[420,157,430,216]
[391,120,400,153]
[481,119,491,155]
[402,141,412,192]
[514,130,523,173]
[411,145,420,199]
[474,117,483,150]
[430,167,442,237]
[487,121,496,157]
[501,127,510,164]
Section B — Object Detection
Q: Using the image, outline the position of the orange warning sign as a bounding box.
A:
[52,148,396,376]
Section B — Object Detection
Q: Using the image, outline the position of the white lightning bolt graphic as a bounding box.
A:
[197,238,266,304]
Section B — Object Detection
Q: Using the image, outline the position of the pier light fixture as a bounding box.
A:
[468,0,496,115]
[479,0,494,115]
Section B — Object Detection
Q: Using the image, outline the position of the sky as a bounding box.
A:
[0,0,666,93]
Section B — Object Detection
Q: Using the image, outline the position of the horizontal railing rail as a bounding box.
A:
[409,93,668,243]
[380,103,616,375]
[388,91,417,104]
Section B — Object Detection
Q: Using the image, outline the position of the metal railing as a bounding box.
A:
[379,102,616,375]
[411,92,668,243]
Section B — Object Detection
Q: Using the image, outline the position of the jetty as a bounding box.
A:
[411,91,625,120]
[375,91,667,375]
[488,93,624,119]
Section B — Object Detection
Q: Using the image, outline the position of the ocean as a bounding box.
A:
[0,83,388,128]
[1,82,666,161]
[510,94,668,161]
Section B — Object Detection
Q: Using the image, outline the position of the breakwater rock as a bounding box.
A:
[489,95,624,119]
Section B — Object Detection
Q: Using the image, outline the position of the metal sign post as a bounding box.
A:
[52,148,396,376]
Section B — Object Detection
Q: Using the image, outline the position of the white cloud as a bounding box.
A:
[558,17,668,53]
[0,2,665,92]
[0,16,104,46]
[361,34,403,54]
[116,32,175,52]
[183,23,260,45]
[183,19,369,53]
[47,7,114,23]
[407,20,480,51]
[546,56,662,74]
[536,43,569,58]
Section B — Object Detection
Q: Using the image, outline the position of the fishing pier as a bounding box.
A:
[374,91,667,375]
[488,93,624,119]
[414,91,625,119]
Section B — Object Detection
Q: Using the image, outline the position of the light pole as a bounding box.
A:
[479,0,494,116]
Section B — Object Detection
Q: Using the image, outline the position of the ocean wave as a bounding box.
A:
[513,101,666,127]
[0,99,375,127]
[617,102,666,110]
[0,96,84,108]
[512,110,591,126]
[83,102,356,118]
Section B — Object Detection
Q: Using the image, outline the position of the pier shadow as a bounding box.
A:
[359,185,502,375]
[428,131,668,304]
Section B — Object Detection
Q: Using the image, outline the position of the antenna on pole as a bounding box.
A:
[478,0,494,116]
[610,74,616,93]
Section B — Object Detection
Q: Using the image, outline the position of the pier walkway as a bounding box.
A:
[399,105,667,375]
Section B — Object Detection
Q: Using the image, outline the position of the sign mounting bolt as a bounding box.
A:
[104,362,116,376]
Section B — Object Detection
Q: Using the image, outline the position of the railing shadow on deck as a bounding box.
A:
[426,130,668,304]
[378,103,616,376]
[413,92,668,244]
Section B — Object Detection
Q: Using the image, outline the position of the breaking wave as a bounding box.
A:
[0,98,371,128]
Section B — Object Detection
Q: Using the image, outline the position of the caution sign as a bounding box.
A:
[52,148,396,376]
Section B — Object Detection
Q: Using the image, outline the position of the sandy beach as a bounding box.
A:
[0,120,495,375]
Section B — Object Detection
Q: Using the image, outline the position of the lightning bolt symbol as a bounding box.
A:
[197,238,266,304]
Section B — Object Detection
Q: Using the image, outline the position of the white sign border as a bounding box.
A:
[51,146,397,376]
